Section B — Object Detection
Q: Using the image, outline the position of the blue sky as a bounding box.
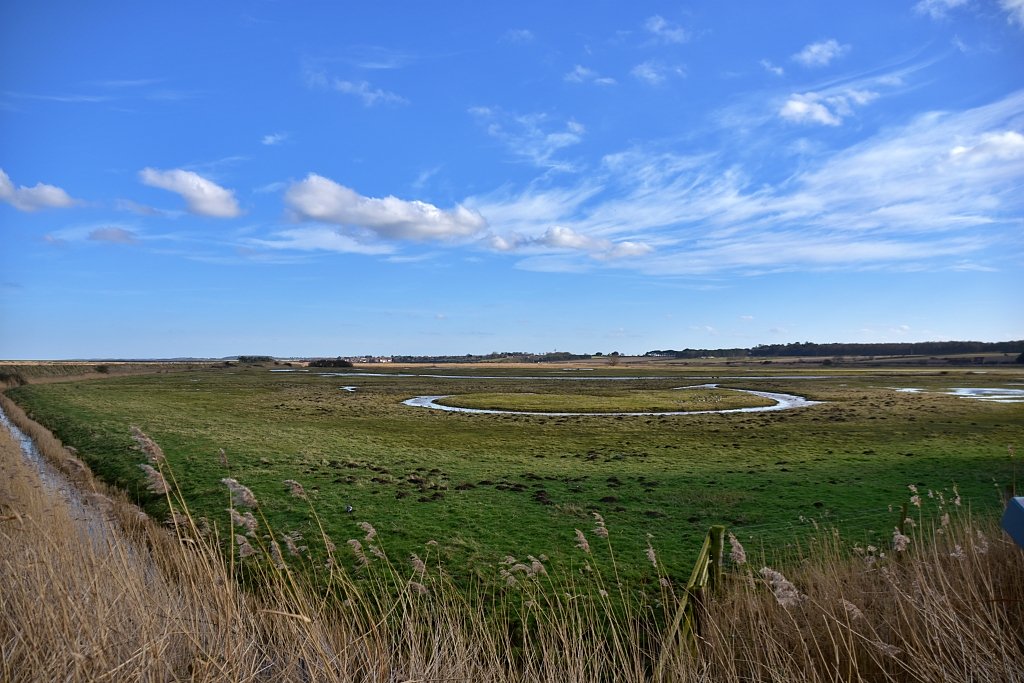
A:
[2,1,1022,359]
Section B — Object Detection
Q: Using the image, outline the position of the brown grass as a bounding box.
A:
[1,392,1022,682]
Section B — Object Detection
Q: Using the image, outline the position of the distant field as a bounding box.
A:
[5,363,1022,585]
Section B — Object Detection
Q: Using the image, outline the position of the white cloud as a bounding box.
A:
[488,225,653,260]
[469,108,586,169]
[470,91,1024,275]
[139,168,241,218]
[644,15,689,44]
[503,28,535,43]
[779,89,879,126]
[779,94,842,126]
[1001,0,1024,26]
[285,173,486,241]
[344,46,415,70]
[792,39,850,68]
[305,65,407,106]
[564,65,617,86]
[114,198,177,217]
[0,168,78,211]
[332,79,407,106]
[760,59,784,76]
[251,227,395,255]
[631,61,685,86]
[541,225,594,249]
[914,0,970,19]
[949,130,1024,164]
[606,241,655,258]
[916,0,1024,28]
[411,166,441,191]
[261,132,289,146]
[88,227,138,244]
[253,181,287,194]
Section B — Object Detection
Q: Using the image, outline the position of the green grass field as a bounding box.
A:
[6,363,1022,586]
[434,386,776,412]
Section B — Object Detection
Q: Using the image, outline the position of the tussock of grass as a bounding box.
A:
[1,396,1022,681]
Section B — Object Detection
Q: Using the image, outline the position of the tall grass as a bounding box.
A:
[1,392,1022,681]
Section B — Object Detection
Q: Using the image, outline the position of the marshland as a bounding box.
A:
[1,358,1022,681]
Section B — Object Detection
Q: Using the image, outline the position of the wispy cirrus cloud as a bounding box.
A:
[631,61,685,86]
[564,65,617,86]
[261,131,289,146]
[643,15,689,44]
[469,107,586,170]
[916,0,1024,28]
[779,89,878,126]
[792,39,850,68]
[88,226,139,244]
[82,78,163,88]
[467,91,1024,275]
[914,0,970,18]
[344,45,416,70]
[3,91,110,104]
[305,65,407,106]
[250,227,396,255]
[1003,0,1024,27]
[331,79,407,106]
[3,78,195,107]
[139,167,241,218]
[502,28,535,44]
[488,225,653,260]
[0,168,79,211]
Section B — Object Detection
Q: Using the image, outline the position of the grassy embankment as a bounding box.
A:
[1,386,1022,681]
[4,363,1021,590]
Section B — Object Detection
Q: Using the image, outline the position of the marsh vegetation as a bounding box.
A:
[4,363,1020,586]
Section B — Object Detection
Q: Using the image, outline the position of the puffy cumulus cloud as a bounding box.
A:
[779,89,878,126]
[139,168,240,218]
[0,168,78,211]
[285,174,486,241]
[488,225,653,260]
[88,227,139,244]
[949,130,1024,164]
[792,39,850,68]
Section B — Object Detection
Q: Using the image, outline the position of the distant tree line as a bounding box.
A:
[389,351,593,364]
[646,340,1023,359]
[307,357,354,368]
[236,355,275,363]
